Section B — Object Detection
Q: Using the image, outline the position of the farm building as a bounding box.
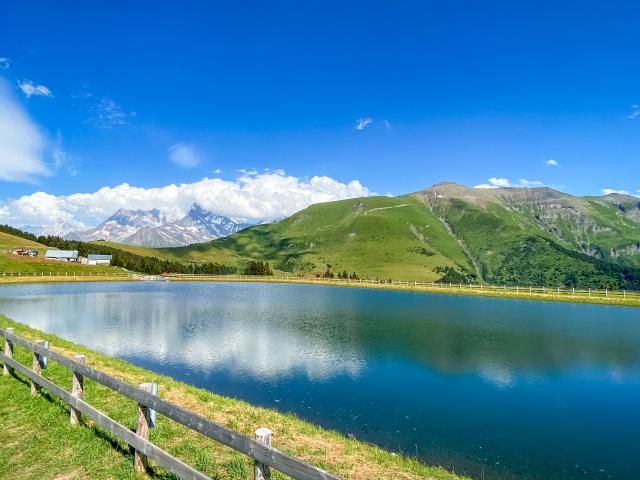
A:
[84,254,112,266]
[45,249,79,262]
[13,248,39,256]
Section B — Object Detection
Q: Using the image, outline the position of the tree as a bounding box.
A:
[244,261,273,276]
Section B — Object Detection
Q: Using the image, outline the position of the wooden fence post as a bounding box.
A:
[134,382,154,473]
[31,340,45,396]
[254,427,272,480]
[70,355,86,425]
[3,327,14,376]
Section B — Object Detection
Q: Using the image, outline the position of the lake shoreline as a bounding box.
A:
[0,315,465,480]
[2,273,639,307]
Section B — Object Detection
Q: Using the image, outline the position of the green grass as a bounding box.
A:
[0,231,44,251]
[0,231,123,275]
[7,184,640,288]
[97,196,474,282]
[0,316,466,480]
[412,192,640,289]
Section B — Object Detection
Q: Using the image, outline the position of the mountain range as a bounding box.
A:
[117,182,640,289]
[66,204,248,247]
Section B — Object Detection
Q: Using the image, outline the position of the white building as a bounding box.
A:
[45,249,79,262]
[85,254,112,266]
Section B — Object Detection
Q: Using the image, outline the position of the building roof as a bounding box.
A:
[45,249,79,259]
[87,254,113,261]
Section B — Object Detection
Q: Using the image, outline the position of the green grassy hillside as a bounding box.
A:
[179,195,473,280]
[6,183,640,288]
[150,184,640,287]
[94,196,472,281]
[413,184,640,288]
[0,232,116,274]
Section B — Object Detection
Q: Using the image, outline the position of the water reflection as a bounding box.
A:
[1,282,639,480]
[0,284,365,381]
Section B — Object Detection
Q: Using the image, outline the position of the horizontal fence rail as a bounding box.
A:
[166,274,640,300]
[1,270,639,300]
[0,329,341,480]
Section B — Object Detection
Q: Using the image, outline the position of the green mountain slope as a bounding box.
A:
[413,183,640,288]
[85,183,640,288]
[175,195,473,280]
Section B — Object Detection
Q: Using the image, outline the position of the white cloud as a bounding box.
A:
[545,159,559,167]
[355,117,373,130]
[475,177,545,189]
[0,58,11,70]
[213,168,222,174]
[168,143,202,168]
[51,131,78,176]
[628,104,640,120]
[0,171,371,234]
[92,98,136,128]
[0,79,50,182]
[18,79,53,98]
[601,188,630,195]
[518,179,545,188]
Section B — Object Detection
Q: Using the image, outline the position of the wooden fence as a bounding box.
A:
[1,270,639,301]
[167,274,640,301]
[0,328,340,480]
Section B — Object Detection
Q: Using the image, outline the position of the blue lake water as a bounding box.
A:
[0,281,638,480]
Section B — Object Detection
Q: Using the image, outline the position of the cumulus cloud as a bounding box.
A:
[545,159,559,167]
[168,143,202,168]
[628,104,640,120]
[0,79,50,182]
[18,79,53,98]
[0,171,371,233]
[475,177,545,189]
[354,117,373,130]
[0,58,11,69]
[91,98,136,128]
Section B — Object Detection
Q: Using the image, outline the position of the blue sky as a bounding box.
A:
[1,1,639,231]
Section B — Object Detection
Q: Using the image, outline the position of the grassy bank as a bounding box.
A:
[166,276,640,307]
[0,316,465,480]
[0,275,135,285]
[1,272,639,307]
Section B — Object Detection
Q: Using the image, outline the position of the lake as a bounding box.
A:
[0,281,638,480]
